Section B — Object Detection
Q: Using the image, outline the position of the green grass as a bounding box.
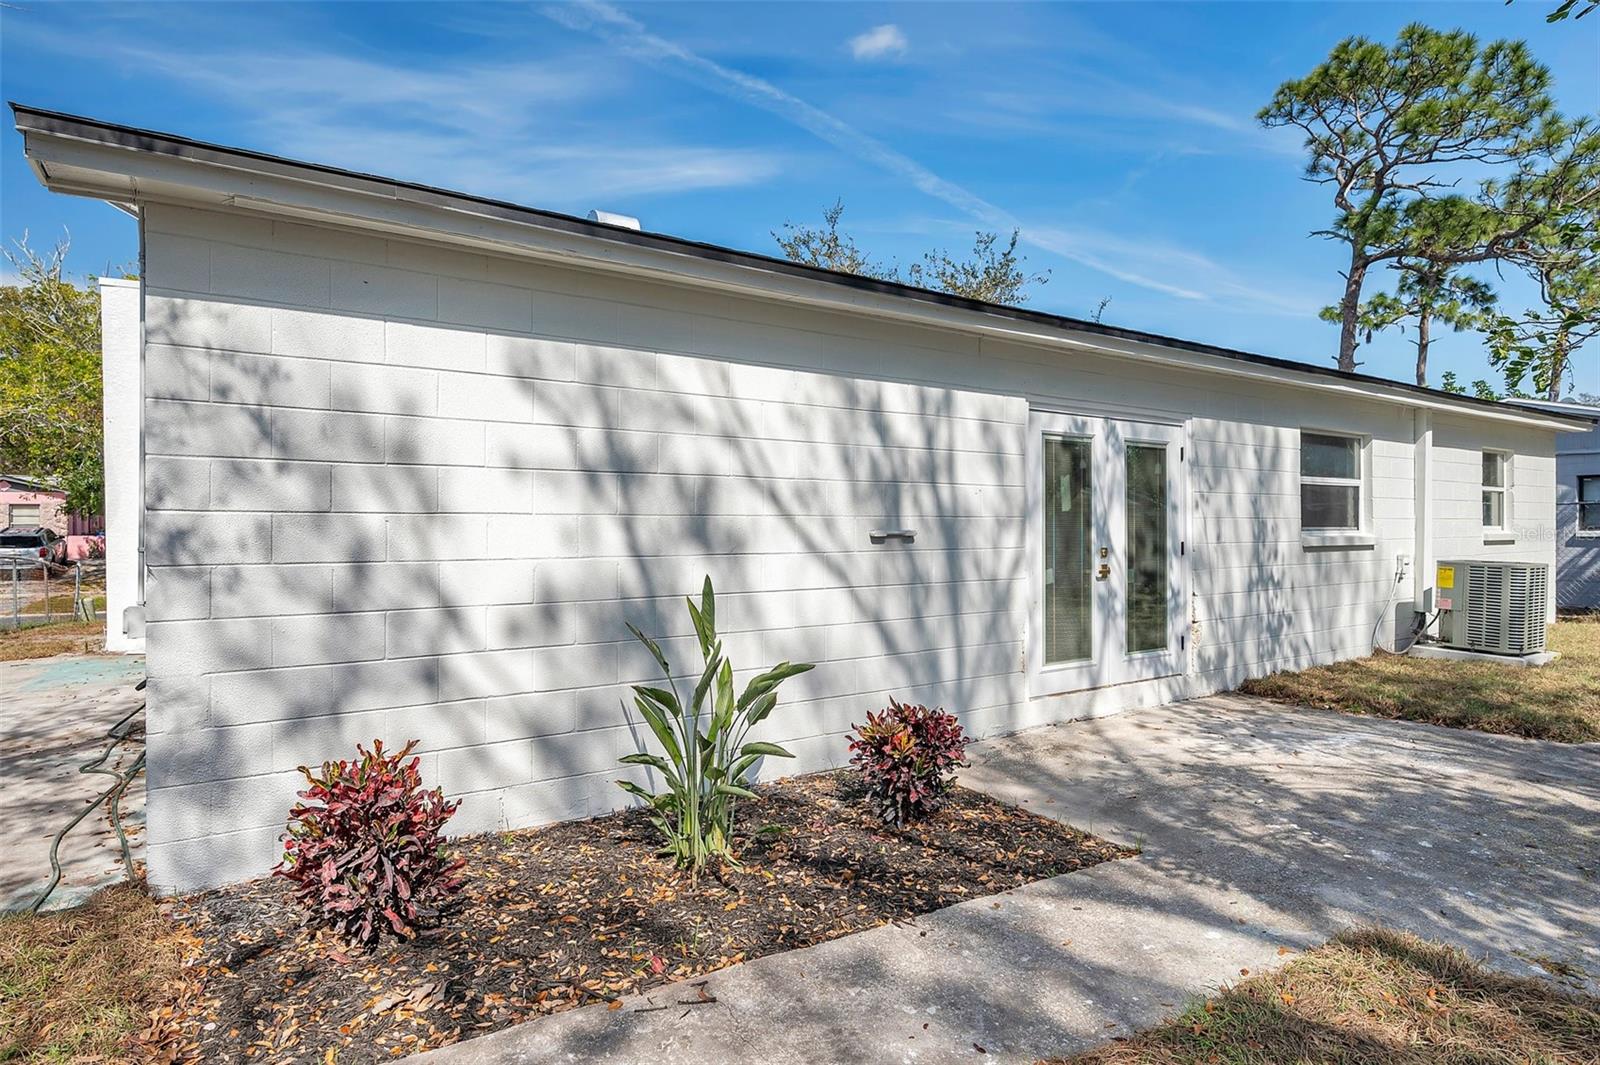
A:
[17,593,105,618]
[1055,928,1600,1064]
[12,574,106,620]
[1240,621,1600,743]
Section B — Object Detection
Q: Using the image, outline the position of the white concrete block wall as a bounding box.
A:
[136,203,1559,891]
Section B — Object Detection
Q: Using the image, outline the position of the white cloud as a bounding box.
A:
[270,123,782,204]
[6,17,785,206]
[848,24,909,61]
[1027,225,1320,315]
[545,1,1306,315]
[965,76,1302,160]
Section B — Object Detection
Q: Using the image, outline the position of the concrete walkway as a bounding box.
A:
[415,695,1600,1064]
[0,654,147,911]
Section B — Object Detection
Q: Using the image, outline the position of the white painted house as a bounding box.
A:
[15,106,1589,894]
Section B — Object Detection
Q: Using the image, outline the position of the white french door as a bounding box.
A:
[1025,411,1187,696]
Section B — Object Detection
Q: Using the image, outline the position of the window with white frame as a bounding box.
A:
[6,504,40,526]
[1300,431,1363,531]
[1482,451,1511,532]
[1580,476,1600,534]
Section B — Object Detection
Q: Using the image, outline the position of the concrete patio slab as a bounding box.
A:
[0,654,147,912]
[413,694,1600,1065]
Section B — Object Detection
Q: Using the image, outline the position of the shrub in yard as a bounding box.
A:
[277,739,464,945]
[849,698,970,827]
[617,576,814,879]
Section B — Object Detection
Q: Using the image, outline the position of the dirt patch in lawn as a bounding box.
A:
[0,884,197,1062]
[0,620,106,661]
[1054,927,1600,1064]
[1240,621,1600,743]
[174,769,1127,1063]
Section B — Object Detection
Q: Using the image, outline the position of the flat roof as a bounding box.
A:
[10,102,1589,431]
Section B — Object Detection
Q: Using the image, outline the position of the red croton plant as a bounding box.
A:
[278,739,465,945]
[849,698,971,827]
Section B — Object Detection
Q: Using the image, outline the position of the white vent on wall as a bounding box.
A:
[1437,559,1549,655]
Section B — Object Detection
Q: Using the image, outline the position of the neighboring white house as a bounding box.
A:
[15,105,1591,894]
[1520,401,1600,609]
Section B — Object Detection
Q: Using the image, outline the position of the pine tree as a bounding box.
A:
[1260,24,1600,371]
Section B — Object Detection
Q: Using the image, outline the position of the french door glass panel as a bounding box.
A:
[1043,437,1093,664]
[1125,443,1169,654]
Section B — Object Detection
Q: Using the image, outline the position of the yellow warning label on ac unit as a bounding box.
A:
[1437,565,1455,590]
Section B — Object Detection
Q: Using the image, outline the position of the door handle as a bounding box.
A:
[1096,563,1111,581]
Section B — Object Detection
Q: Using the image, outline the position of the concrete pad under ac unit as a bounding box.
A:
[1407,644,1561,668]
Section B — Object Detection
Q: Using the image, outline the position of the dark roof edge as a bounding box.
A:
[9,102,1582,428]
[0,472,59,490]
[1515,399,1600,420]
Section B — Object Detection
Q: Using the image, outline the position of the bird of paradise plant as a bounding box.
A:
[616,577,814,878]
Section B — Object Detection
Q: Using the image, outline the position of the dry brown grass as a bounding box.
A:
[0,622,105,662]
[0,886,192,1063]
[1240,621,1600,743]
[1057,928,1600,1065]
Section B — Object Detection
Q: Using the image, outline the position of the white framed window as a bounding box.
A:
[1482,450,1511,534]
[1299,430,1364,533]
[6,504,41,526]
[1580,475,1600,535]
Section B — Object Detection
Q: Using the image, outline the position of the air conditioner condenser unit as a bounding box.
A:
[1434,559,1549,656]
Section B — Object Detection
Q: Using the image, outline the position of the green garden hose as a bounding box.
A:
[26,682,146,914]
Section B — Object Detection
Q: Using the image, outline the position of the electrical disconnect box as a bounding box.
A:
[1434,560,1549,656]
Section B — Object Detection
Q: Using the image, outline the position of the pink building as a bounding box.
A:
[0,474,103,538]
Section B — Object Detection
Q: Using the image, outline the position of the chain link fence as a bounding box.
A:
[3,559,105,631]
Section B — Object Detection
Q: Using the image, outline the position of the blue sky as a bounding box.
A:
[3,1,1596,392]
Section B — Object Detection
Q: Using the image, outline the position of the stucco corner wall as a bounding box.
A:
[100,276,145,653]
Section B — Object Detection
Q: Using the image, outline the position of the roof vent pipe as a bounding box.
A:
[587,209,641,230]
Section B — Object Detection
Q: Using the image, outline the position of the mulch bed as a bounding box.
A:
[166,769,1130,1063]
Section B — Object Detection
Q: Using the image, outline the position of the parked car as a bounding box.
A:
[0,526,65,568]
